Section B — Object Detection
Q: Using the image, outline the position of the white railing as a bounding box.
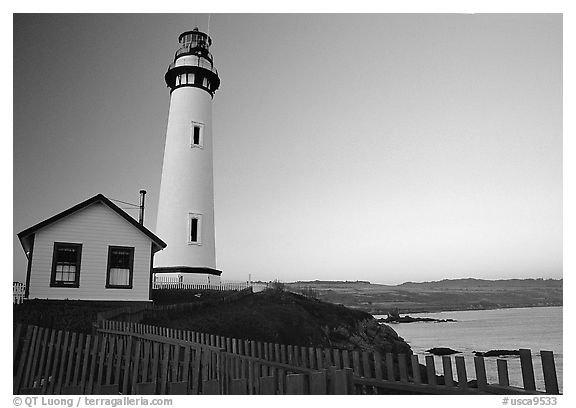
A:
[152,277,268,293]
[13,282,25,304]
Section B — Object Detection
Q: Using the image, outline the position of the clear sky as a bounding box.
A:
[12,13,562,285]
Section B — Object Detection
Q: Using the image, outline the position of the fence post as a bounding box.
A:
[61,331,77,393]
[373,351,383,380]
[398,354,408,383]
[308,347,317,369]
[130,340,143,395]
[94,334,108,394]
[329,367,353,395]
[121,335,133,395]
[50,330,68,394]
[316,348,324,370]
[385,352,395,381]
[13,325,33,394]
[258,375,276,395]
[442,356,454,387]
[79,335,92,393]
[30,327,49,389]
[352,350,361,377]
[540,351,559,394]
[455,355,467,390]
[13,324,22,362]
[411,355,422,384]
[425,355,436,386]
[286,373,307,395]
[309,370,327,395]
[362,351,372,378]
[332,349,344,370]
[497,359,509,387]
[86,334,101,394]
[519,349,536,391]
[474,356,488,392]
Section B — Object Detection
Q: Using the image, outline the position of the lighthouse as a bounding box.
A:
[154,28,221,284]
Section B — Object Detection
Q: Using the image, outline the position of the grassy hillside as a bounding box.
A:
[13,300,128,333]
[286,278,562,314]
[143,289,412,355]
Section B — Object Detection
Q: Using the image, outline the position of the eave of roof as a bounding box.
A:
[17,193,167,253]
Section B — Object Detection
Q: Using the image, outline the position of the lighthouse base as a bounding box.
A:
[153,266,222,286]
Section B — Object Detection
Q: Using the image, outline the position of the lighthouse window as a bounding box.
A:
[191,218,198,241]
[191,122,204,148]
[188,213,202,245]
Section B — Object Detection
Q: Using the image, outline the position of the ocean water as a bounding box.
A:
[374,306,562,392]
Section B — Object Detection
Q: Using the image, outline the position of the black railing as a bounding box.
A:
[175,46,213,61]
[167,59,218,75]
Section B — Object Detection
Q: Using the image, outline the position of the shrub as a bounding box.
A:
[268,279,286,292]
[298,286,319,299]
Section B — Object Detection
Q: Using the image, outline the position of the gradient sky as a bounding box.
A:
[13,14,562,285]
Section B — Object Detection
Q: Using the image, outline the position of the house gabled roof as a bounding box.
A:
[17,193,167,255]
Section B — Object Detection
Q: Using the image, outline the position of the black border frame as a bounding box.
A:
[105,245,135,289]
[50,242,82,288]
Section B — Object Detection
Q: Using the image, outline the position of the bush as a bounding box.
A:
[268,279,286,292]
[298,286,319,299]
[13,300,126,333]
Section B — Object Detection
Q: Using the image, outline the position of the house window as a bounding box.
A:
[106,246,134,289]
[50,242,82,287]
[191,122,204,148]
[188,213,202,245]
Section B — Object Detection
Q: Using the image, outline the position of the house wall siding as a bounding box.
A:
[28,202,153,301]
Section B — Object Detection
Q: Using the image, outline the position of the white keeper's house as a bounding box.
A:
[17,194,166,302]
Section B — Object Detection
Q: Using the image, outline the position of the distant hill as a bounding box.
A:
[285,278,562,314]
[398,278,562,289]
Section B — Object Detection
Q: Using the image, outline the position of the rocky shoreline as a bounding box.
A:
[378,314,457,324]
[426,347,461,356]
[474,349,521,357]
[379,311,524,359]
[423,348,522,357]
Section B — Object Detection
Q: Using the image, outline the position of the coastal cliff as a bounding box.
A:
[144,288,412,356]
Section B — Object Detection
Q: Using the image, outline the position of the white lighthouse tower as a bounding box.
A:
[154,28,221,284]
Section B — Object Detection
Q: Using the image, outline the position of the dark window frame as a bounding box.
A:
[191,122,204,148]
[188,213,202,245]
[190,217,199,242]
[105,246,135,289]
[50,242,82,288]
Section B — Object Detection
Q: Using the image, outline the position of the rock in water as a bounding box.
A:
[426,347,460,356]
[474,349,520,357]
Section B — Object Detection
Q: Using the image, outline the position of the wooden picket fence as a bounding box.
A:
[152,278,268,293]
[13,323,326,395]
[13,282,25,304]
[12,320,560,395]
